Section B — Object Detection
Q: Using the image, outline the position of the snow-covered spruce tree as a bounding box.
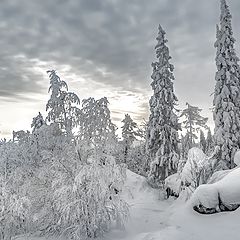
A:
[180,103,208,148]
[46,70,80,136]
[213,0,240,169]
[135,120,151,175]
[121,114,138,163]
[199,130,207,153]
[123,119,149,176]
[180,133,192,160]
[146,25,180,187]
[206,128,214,154]
[137,119,148,141]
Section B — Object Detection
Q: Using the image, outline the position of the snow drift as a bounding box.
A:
[191,167,240,213]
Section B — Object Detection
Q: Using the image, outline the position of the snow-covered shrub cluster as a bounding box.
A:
[181,148,212,189]
[191,167,240,214]
[0,71,129,240]
[164,147,214,200]
[49,153,128,239]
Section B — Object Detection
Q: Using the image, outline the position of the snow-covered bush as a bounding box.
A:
[176,147,217,201]
[0,141,32,240]
[191,167,240,214]
[48,153,129,239]
[0,68,130,240]
[164,173,181,198]
[0,122,129,239]
[0,184,31,240]
[191,147,240,213]
[181,147,212,190]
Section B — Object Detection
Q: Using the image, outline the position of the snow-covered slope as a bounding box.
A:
[104,170,173,240]
[105,170,240,240]
[19,169,240,240]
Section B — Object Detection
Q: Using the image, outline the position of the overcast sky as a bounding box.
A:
[0,0,240,138]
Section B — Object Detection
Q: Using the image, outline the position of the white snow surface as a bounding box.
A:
[19,169,240,240]
[108,169,240,240]
[234,150,240,166]
[190,184,220,209]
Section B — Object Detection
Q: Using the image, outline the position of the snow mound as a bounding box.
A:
[122,170,150,200]
[234,150,240,166]
[191,167,240,210]
[191,184,219,209]
[165,173,181,195]
[215,167,240,205]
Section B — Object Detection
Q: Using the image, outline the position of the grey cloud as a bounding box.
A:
[0,55,46,100]
[0,0,240,119]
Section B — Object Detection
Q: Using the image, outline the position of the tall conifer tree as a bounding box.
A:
[213,0,240,168]
[180,103,208,148]
[121,114,138,163]
[206,128,214,154]
[146,25,180,186]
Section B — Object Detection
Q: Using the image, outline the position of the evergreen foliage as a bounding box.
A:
[180,103,208,148]
[199,130,207,153]
[213,0,240,168]
[146,25,180,186]
[206,128,214,154]
[121,114,138,163]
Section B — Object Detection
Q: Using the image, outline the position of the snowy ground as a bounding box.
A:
[20,170,240,240]
[105,170,240,240]
[104,170,173,240]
